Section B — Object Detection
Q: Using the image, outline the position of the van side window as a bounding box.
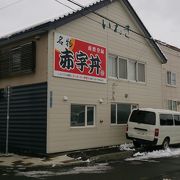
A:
[160,114,173,126]
[129,110,156,125]
[174,115,180,126]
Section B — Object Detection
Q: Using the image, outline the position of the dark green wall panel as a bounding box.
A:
[0,82,47,154]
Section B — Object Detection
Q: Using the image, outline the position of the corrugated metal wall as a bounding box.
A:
[0,82,47,154]
[0,89,7,153]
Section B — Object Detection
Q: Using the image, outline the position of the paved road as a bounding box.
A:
[1,150,180,180]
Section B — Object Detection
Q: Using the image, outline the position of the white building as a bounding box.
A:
[0,0,167,154]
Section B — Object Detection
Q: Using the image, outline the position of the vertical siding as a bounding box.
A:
[47,1,163,153]
[159,44,180,110]
[0,90,7,152]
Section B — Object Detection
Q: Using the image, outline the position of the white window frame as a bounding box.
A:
[167,71,176,86]
[71,104,96,128]
[137,62,146,82]
[127,59,137,81]
[168,100,177,111]
[118,57,128,80]
[108,55,118,79]
[111,103,139,125]
[108,55,146,83]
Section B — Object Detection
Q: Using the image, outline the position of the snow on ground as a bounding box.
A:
[126,147,180,161]
[0,154,75,167]
[119,143,135,151]
[16,163,112,178]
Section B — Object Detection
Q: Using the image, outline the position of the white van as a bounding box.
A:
[126,108,180,149]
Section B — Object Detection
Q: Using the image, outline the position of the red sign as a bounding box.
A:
[54,33,107,83]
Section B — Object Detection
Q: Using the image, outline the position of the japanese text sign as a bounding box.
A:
[54,33,107,83]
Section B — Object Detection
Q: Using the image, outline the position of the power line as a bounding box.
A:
[53,1,151,49]
[54,0,134,43]
[65,0,152,41]
[54,0,76,11]
[0,0,151,44]
[54,0,177,59]
[65,0,175,60]
[0,0,153,44]
[54,0,137,40]
[0,0,25,10]
[54,0,102,25]
[0,0,177,58]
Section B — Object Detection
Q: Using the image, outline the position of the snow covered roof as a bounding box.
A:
[0,0,167,64]
[0,0,103,40]
[0,0,110,45]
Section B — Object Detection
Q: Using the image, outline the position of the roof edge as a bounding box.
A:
[121,0,167,64]
[0,0,111,47]
[155,39,180,53]
[0,0,168,64]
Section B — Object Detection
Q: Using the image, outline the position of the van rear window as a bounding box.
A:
[129,110,156,125]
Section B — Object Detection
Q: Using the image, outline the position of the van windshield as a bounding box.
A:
[129,110,156,125]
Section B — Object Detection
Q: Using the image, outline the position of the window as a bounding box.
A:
[71,104,95,127]
[138,63,145,82]
[128,60,136,81]
[111,103,138,124]
[129,110,156,125]
[167,71,176,86]
[11,47,21,72]
[0,42,36,78]
[111,104,116,124]
[174,115,180,126]
[108,55,145,82]
[168,100,177,111]
[108,55,117,78]
[87,106,94,126]
[119,58,127,79]
[160,114,173,126]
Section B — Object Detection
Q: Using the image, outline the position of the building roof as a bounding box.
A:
[0,0,167,64]
[156,39,180,53]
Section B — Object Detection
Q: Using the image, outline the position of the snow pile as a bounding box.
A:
[126,147,180,161]
[0,154,74,167]
[119,143,135,151]
[16,171,52,178]
[70,163,111,174]
[16,163,111,178]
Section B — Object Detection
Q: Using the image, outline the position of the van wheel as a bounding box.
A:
[133,140,141,148]
[162,138,170,150]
